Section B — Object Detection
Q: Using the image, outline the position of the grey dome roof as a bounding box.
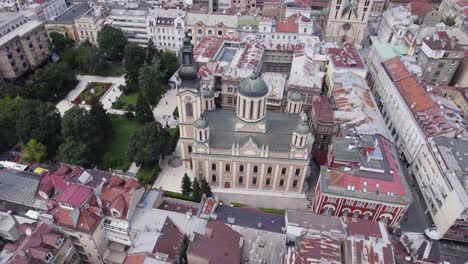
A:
[202,88,214,98]
[194,117,209,129]
[289,92,302,102]
[238,73,269,97]
[178,64,199,80]
[295,120,309,135]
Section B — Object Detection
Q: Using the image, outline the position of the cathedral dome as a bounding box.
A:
[178,64,198,80]
[194,117,209,129]
[238,73,269,98]
[288,92,303,102]
[295,120,309,135]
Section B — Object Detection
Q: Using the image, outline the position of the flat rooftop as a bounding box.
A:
[49,4,91,24]
[261,72,287,103]
[0,20,43,47]
[0,168,41,207]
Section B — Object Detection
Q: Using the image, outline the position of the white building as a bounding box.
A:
[42,0,68,20]
[108,9,148,46]
[377,5,420,44]
[413,137,468,241]
[185,12,238,46]
[147,8,186,53]
[74,8,107,46]
[438,0,468,27]
[258,13,313,43]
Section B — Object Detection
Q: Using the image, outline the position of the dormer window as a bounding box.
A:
[110,208,121,218]
[59,202,74,210]
[56,237,64,247]
[45,252,54,263]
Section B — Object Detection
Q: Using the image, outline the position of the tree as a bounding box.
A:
[443,15,457,26]
[31,62,76,101]
[97,25,128,61]
[60,140,93,167]
[61,106,97,144]
[200,178,213,197]
[77,45,102,74]
[89,98,112,139]
[181,173,192,196]
[59,48,78,69]
[14,99,61,153]
[146,38,159,63]
[192,178,202,202]
[135,93,155,124]
[127,122,171,165]
[50,32,73,54]
[21,139,47,163]
[123,43,146,90]
[0,97,24,152]
[160,51,179,81]
[139,58,167,105]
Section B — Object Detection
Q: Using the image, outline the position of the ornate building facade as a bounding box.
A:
[176,32,314,193]
[324,0,373,45]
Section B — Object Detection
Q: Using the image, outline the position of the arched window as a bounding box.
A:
[186,102,193,117]
[341,208,350,217]
[257,100,262,118]
[239,176,244,184]
[363,212,371,220]
[324,207,334,215]
[242,99,246,117]
[267,167,272,174]
[380,215,391,224]
[205,100,208,110]
[265,178,271,185]
[252,177,257,185]
[352,210,360,218]
[199,131,202,140]
[204,130,207,140]
[239,165,244,172]
[188,146,192,153]
[212,175,216,182]
[249,100,254,119]
[253,166,258,173]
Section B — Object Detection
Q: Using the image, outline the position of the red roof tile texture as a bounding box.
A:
[276,21,299,33]
[328,43,365,69]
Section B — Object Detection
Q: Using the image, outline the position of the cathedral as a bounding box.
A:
[324,0,373,45]
[176,32,314,193]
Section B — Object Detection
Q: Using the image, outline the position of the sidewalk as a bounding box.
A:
[153,89,178,128]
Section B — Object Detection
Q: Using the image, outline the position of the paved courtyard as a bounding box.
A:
[56,75,126,116]
[153,88,178,128]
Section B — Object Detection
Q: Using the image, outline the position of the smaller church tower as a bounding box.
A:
[193,116,210,143]
[292,114,310,149]
[286,92,303,115]
[202,88,215,112]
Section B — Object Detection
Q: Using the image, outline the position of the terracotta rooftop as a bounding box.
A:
[286,13,312,23]
[327,43,365,69]
[276,21,299,33]
[423,31,465,51]
[56,184,91,207]
[289,231,342,264]
[312,95,334,124]
[153,217,185,260]
[157,198,199,214]
[410,1,433,17]
[187,220,242,264]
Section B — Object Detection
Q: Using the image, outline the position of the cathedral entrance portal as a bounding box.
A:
[224,182,231,188]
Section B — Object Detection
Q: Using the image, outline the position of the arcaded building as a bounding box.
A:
[177,33,314,193]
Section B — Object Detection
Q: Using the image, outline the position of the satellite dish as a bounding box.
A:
[25,228,32,236]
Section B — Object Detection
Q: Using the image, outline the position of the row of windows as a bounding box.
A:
[215,176,298,187]
[324,207,392,223]
[326,197,387,210]
[211,163,301,176]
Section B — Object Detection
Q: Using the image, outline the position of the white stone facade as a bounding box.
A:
[147,8,186,53]
[109,9,148,46]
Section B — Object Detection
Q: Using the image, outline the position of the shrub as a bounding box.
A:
[112,101,124,109]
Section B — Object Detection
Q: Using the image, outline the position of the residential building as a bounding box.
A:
[0,168,48,214]
[325,43,367,96]
[409,1,442,26]
[388,0,441,10]
[452,50,468,86]
[0,12,28,36]
[438,0,468,27]
[412,137,468,242]
[185,12,238,46]
[177,32,314,194]
[42,0,68,20]
[325,0,373,45]
[187,220,242,264]
[45,3,91,41]
[230,0,256,13]
[314,134,413,227]
[74,7,107,46]
[285,210,396,263]
[310,96,338,165]
[377,5,420,45]
[36,164,145,264]
[147,8,186,53]
[440,86,468,117]
[0,221,81,264]
[108,9,148,46]
[416,31,465,86]
[261,0,286,21]
[398,232,442,264]
[259,13,314,43]
[0,19,51,80]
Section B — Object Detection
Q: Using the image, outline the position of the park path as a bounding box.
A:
[56,75,126,116]
[152,88,178,128]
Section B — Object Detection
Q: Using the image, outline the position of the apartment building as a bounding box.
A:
[109,9,148,46]
[261,0,286,21]
[185,12,238,46]
[42,0,68,20]
[438,0,467,26]
[74,8,107,46]
[259,13,313,43]
[45,3,91,41]
[0,12,28,36]
[147,8,186,53]
[412,137,468,241]
[377,5,420,45]
[0,19,52,80]
[416,31,465,86]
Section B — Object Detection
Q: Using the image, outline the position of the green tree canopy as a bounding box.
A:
[123,43,146,90]
[97,25,128,61]
[192,178,202,202]
[127,122,170,165]
[138,58,167,105]
[60,140,93,167]
[50,32,73,54]
[135,93,155,124]
[161,51,179,81]
[61,106,97,144]
[21,139,47,163]
[77,44,102,75]
[89,98,112,140]
[443,15,457,26]
[31,62,76,101]
[181,173,192,196]
[146,38,159,63]
[200,178,213,198]
[14,99,61,153]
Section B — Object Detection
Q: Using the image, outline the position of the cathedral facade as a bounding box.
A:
[176,33,314,193]
[324,0,373,45]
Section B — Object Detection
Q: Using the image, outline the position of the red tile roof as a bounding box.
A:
[109,175,124,186]
[423,31,465,51]
[286,13,311,23]
[327,44,365,69]
[276,21,299,33]
[153,217,184,259]
[124,178,139,189]
[410,1,433,17]
[313,95,334,124]
[188,220,242,264]
[56,184,92,207]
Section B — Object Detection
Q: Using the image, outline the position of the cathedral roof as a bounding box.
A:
[238,73,269,98]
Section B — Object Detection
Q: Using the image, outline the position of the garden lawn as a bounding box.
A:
[100,115,141,170]
[117,92,138,106]
[98,62,125,77]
